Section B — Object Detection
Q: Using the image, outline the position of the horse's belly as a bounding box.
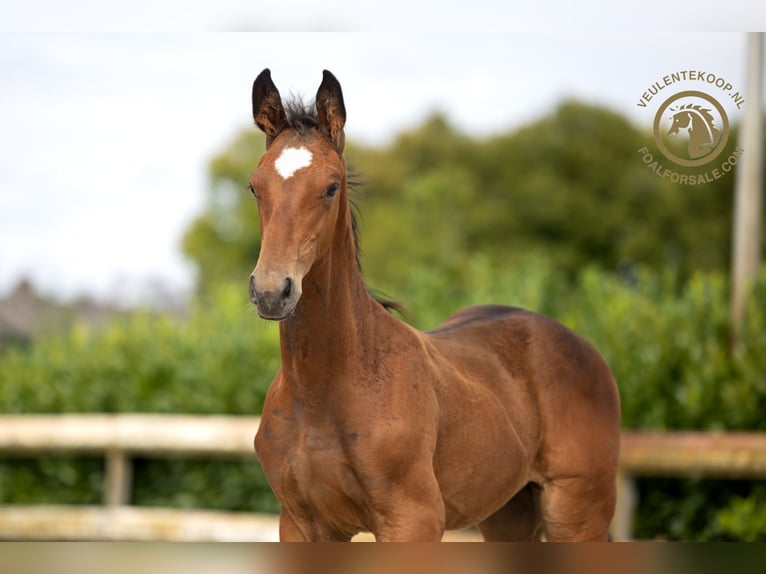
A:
[435,415,535,530]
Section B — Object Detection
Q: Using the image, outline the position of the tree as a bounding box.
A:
[182,102,755,294]
[182,130,265,293]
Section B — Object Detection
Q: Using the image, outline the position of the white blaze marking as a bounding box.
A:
[274,146,313,179]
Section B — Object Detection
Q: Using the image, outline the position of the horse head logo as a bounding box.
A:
[666,103,721,160]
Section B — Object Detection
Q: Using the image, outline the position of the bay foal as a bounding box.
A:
[250,69,620,541]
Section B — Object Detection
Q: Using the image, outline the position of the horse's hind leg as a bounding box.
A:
[539,475,616,541]
[478,483,544,541]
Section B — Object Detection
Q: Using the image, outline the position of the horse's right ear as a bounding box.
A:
[252,69,286,148]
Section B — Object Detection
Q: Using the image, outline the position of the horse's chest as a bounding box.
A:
[256,413,368,530]
[285,429,344,489]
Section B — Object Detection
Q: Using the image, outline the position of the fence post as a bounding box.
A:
[611,470,637,541]
[730,32,764,337]
[104,448,132,507]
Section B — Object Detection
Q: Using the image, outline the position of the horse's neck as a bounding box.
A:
[278,209,382,397]
[690,115,713,144]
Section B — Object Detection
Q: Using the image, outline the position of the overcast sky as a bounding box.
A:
[0,2,762,303]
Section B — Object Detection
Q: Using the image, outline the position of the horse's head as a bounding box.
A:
[667,110,692,136]
[248,69,347,320]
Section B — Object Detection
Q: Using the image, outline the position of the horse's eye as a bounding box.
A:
[324,183,340,199]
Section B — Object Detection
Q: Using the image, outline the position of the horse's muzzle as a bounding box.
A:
[249,272,300,320]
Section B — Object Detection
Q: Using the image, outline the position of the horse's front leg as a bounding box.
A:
[279,507,310,541]
[372,471,446,542]
[374,500,446,541]
[279,507,354,542]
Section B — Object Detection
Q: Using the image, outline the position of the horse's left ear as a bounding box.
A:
[316,70,346,152]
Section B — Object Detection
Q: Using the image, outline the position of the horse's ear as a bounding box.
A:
[316,70,346,152]
[252,69,286,148]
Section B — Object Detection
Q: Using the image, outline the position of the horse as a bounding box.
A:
[249,69,621,542]
[667,104,720,159]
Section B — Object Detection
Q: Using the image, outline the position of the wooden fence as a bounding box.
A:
[0,414,764,541]
[0,415,276,541]
[615,431,766,539]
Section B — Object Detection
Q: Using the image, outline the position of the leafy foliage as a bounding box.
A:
[0,283,281,512]
[182,132,265,292]
[2,263,765,538]
[182,103,752,295]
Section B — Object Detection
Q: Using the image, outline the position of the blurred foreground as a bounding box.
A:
[0,542,763,574]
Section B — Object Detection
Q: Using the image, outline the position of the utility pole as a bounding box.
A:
[730,32,764,337]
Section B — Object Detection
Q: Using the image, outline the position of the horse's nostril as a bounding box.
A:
[249,275,258,303]
[282,277,292,299]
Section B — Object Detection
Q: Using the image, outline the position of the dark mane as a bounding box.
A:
[284,96,322,137]
[348,176,406,316]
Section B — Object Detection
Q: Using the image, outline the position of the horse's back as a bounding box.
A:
[426,304,529,335]
[425,303,620,468]
[426,304,616,396]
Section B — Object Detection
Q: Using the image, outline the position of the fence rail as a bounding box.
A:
[0,414,764,541]
[620,431,766,478]
[614,430,766,539]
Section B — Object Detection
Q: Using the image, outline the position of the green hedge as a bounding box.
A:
[1,261,765,539]
[0,282,280,414]
[0,282,281,513]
